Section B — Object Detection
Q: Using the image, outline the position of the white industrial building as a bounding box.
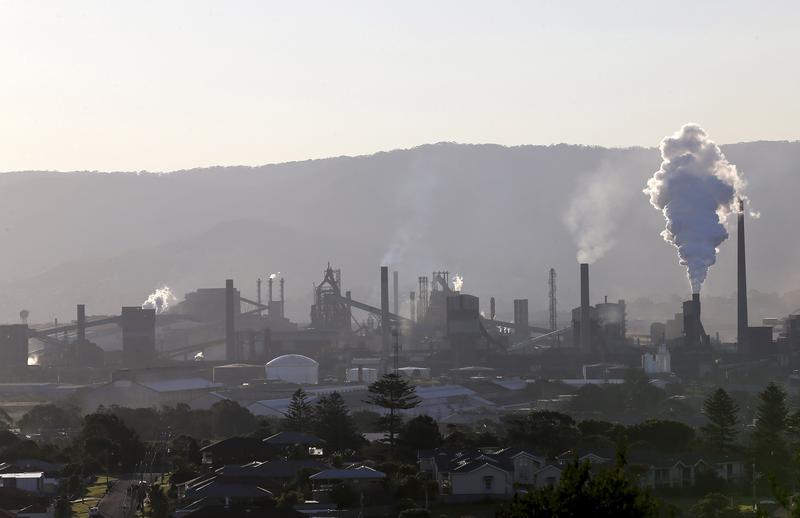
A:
[397,366,431,379]
[642,344,671,374]
[345,367,378,384]
[265,354,319,385]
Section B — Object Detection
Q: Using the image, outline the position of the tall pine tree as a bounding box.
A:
[700,388,740,453]
[752,382,789,482]
[364,373,421,454]
[313,392,362,453]
[285,388,314,432]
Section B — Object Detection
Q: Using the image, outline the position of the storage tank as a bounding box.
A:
[266,354,319,385]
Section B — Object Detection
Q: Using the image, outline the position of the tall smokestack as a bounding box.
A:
[490,297,496,321]
[409,292,416,322]
[513,299,529,341]
[393,271,399,315]
[256,278,262,316]
[280,277,285,319]
[77,304,86,344]
[380,267,390,359]
[737,198,748,347]
[225,279,236,361]
[268,277,274,303]
[580,263,591,353]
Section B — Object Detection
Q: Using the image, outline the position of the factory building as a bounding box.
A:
[446,294,483,365]
[788,313,800,349]
[570,264,627,354]
[0,325,29,369]
[658,295,713,378]
[178,287,242,323]
[642,345,671,374]
[121,306,156,368]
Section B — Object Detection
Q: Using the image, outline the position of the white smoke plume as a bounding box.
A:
[142,286,177,314]
[452,274,464,292]
[269,272,280,280]
[564,171,625,264]
[644,123,746,293]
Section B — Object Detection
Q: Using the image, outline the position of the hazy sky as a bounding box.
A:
[1,1,798,172]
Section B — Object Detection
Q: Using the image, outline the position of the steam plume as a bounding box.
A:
[452,274,464,292]
[643,123,746,293]
[142,286,177,314]
[564,171,625,264]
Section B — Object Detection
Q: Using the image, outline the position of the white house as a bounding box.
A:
[449,461,512,500]
[637,457,746,489]
[0,472,45,493]
[493,448,546,486]
[532,465,563,488]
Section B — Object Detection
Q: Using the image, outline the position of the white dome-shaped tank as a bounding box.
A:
[265,354,319,385]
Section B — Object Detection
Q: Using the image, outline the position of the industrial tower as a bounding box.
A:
[548,268,557,333]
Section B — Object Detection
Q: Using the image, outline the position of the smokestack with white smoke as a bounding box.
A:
[643,123,747,293]
[142,286,177,314]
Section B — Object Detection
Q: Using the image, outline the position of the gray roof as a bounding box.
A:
[139,378,222,392]
[263,431,325,446]
[309,466,385,481]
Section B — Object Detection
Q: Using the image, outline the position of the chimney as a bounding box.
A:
[393,271,399,315]
[737,198,749,347]
[513,299,529,340]
[268,277,274,303]
[77,304,86,344]
[225,279,236,361]
[345,290,353,330]
[490,297,496,320]
[380,267,390,358]
[280,277,285,318]
[256,278,262,316]
[409,291,416,322]
[580,263,591,353]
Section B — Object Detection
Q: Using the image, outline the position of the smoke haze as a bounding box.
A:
[564,170,626,264]
[644,124,746,293]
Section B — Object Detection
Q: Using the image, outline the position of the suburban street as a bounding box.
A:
[97,475,137,518]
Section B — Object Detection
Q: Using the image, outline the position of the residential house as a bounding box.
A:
[532,464,563,488]
[492,448,546,486]
[635,454,747,489]
[449,461,513,501]
[200,437,271,466]
[0,473,44,494]
[309,466,387,507]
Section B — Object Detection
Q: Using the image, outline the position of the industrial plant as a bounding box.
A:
[0,183,794,421]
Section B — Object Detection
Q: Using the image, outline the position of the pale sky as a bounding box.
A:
[1,1,798,172]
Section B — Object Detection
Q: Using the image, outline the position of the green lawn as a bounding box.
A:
[71,476,117,518]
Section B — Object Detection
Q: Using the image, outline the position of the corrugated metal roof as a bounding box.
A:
[415,384,476,399]
[139,378,222,392]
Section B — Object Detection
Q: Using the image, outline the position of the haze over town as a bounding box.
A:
[0,2,799,518]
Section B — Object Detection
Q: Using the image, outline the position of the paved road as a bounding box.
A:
[97,475,137,518]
